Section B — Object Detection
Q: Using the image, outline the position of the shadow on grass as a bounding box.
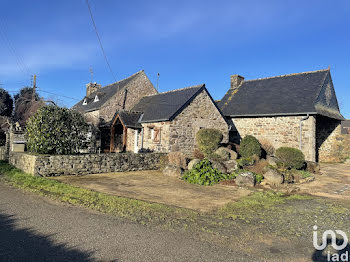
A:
[0,211,95,261]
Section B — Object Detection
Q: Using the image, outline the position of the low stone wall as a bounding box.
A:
[9,152,165,176]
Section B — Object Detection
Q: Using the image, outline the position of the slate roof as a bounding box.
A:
[218,69,344,120]
[132,84,205,123]
[116,111,142,128]
[72,70,144,112]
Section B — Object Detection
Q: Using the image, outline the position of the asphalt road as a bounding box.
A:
[0,183,253,262]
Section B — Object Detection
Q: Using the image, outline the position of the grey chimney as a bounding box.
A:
[230,74,244,89]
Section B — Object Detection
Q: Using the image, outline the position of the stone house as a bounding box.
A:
[72,70,158,127]
[103,84,229,155]
[218,69,345,162]
[72,70,158,152]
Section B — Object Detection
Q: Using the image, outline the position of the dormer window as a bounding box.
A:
[94,95,99,102]
[82,98,88,105]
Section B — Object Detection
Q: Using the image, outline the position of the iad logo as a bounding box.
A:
[313,225,348,251]
[313,225,349,262]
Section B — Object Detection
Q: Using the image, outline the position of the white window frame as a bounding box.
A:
[82,98,88,105]
[94,95,99,102]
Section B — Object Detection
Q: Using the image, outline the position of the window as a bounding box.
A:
[151,128,155,140]
[94,95,99,102]
[82,98,87,105]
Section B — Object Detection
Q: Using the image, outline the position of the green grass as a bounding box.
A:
[0,160,331,241]
[0,161,198,227]
[217,191,311,220]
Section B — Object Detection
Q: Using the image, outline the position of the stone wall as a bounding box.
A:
[9,152,37,174]
[231,115,316,161]
[9,152,165,176]
[136,89,228,156]
[316,115,342,162]
[99,71,157,123]
[84,110,100,126]
[140,122,171,153]
[168,89,228,156]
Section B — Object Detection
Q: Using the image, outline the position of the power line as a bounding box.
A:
[36,88,80,101]
[85,0,117,82]
[0,17,31,76]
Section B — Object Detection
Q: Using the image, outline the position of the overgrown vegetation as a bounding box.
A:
[275,147,305,169]
[14,87,42,126]
[239,135,262,158]
[182,159,235,185]
[26,105,90,154]
[195,128,223,156]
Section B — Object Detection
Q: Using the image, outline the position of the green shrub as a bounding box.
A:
[299,170,311,179]
[239,135,262,158]
[237,157,255,167]
[196,128,223,156]
[255,173,264,184]
[182,159,232,186]
[26,105,90,154]
[275,147,305,169]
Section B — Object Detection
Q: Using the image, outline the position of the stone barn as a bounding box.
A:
[103,84,229,155]
[218,69,345,162]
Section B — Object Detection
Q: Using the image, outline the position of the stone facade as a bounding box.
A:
[135,89,228,156]
[231,116,316,161]
[98,72,157,124]
[316,115,342,162]
[9,152,165,176]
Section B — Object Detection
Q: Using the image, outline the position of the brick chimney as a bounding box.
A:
[230,74,244,89]
[86,82,102,97]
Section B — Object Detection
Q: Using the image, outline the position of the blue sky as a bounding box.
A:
[0,0,349,118]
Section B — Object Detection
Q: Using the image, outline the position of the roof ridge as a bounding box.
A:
[144,84,204,97]
[244,68,329,82]
[102,70,144,89]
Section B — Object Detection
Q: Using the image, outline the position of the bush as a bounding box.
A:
[182,159,233,186]
[275,147,305,169]
[239,135,262,158]
[26,105,89,154]
[255,173,264,184]
[196,128,223,156]
[237,157,255,167]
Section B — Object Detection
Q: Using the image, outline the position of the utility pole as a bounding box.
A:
[32,74,36,101]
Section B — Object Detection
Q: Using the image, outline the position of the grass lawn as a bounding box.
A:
[1,160,350,260]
